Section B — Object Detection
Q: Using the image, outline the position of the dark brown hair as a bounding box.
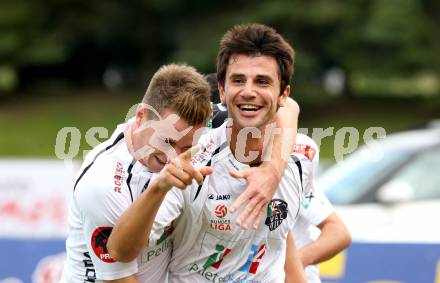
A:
[217,23,295,94]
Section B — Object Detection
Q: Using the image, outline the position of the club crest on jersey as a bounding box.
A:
[91,227,115,263]
[292,144,316,160]
[265,199,288,231]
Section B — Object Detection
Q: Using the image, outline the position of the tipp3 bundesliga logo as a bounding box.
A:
[210,205,232,231]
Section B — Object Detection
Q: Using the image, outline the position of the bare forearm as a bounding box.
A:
[108,181,167,262]
[299,214,352,266]
[265,98,299,174]
[108,146,212,262]
[284,232,307,283]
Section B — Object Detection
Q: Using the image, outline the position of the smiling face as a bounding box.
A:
[219,54,290,130]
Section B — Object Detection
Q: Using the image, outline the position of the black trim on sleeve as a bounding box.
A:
[193,145,223,201]
[126,159,136,202]
[291,155,303,193]
[290,155,304,219]
[73,132,124,191]
[141,177,151,193]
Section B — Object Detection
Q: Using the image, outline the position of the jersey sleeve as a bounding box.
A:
[293,134,334,226]
[148,186,185,246]
[74,159,138,280]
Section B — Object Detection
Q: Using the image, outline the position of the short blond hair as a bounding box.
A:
[142,64,212,125]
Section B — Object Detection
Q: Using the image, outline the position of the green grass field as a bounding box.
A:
[0,90,439,161]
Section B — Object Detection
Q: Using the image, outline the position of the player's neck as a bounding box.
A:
[124,122,136,157]
[227,123,265,165]
[124,121,149,168]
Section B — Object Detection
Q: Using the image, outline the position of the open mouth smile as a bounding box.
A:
[237,104,263,112]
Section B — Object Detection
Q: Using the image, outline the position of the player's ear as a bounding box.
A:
[218,82,226,105]
[278,85,290,107]
[135,103,147,126]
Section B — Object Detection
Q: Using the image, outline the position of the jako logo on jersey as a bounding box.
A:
[114,162,123,193]
[214,204,228,218]
[265,199,288,231]
[239,244,266,274]
[292,144,316,161]
[91,226,115,263]
[208,194,231,201]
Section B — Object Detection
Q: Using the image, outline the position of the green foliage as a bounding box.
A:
[0,0,439,96]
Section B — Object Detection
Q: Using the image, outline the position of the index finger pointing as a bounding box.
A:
[181,144,200,160]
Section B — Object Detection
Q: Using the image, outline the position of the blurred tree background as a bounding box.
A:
[0,0,439,160]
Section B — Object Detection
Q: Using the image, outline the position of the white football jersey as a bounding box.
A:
[149,123,316,283]
[60,123,172,283]
[291,134,334,283]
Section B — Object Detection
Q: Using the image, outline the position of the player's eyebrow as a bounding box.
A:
[229,73,246,80]
[255,74,273,83]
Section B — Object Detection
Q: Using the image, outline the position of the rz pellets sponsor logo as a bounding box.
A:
[156,225,174,245]
[204,244,232,269]
[223,274,262,283]
[188,243,265,282]
[188,263,225,283]
[265,199,288,231]
[188,244,231,283]
[141,237,172,263]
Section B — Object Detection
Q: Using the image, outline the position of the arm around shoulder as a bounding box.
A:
[299,212,352,267]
